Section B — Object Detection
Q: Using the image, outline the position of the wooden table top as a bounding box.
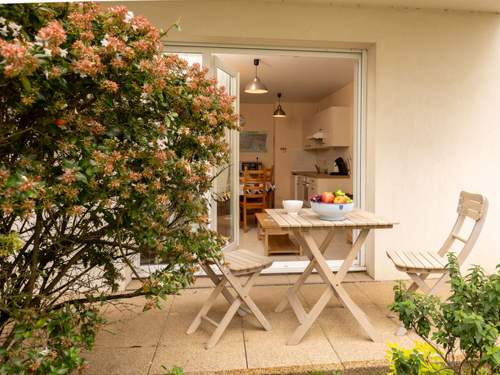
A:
[265,208,397,229]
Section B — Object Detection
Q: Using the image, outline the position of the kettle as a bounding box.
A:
[330,157,349,176]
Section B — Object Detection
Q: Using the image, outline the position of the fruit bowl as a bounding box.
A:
[310,201,353,221]
[310,189,353,221]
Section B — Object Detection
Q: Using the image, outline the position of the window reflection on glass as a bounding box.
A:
[214,67,234,242]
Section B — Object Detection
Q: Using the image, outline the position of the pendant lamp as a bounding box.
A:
[273,92,287,118]
[244,59,268,94]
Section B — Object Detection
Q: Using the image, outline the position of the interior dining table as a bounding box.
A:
[265,207,398,345]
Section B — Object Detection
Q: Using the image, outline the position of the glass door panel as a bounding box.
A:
[211,57,239,250]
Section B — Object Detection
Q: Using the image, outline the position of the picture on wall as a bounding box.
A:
[240,131,267,153]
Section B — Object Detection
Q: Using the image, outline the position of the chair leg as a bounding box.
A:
[221,268,272,331]
[187,278,226,335]
[408,273,431,293]
[192,264,272,349]
[206,299,242,349]
[429,273,449,295]
[202,264,249,317]
[396,272,431,336]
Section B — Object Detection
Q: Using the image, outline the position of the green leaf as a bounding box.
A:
[20,75,31,92]
[74,172,88,184]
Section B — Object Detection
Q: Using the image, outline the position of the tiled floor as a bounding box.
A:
[83,275,427,375]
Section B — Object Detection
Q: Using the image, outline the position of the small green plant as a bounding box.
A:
[161,365,184,375]
[389,253,499,374]
[387,342,452,375]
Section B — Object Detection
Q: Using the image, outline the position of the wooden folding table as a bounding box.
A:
[266,208,397,345]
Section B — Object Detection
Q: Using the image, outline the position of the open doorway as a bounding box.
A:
[213,52,363,273]
[139,46,366,275]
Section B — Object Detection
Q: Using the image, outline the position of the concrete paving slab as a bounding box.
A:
[317,304,416,362]
[82,346,155,375]
[95,297,172,348]
[160,312,243,345]
[244,311,341,369]
[149,340,247,374]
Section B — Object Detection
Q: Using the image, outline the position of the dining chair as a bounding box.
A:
[240,169,267,232]
[186,249,273,349]
[263,167,275,208]
[387,191,488,297]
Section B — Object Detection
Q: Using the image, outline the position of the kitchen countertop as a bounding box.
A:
[292,171,351,179]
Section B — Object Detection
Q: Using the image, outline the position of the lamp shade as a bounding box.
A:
[272,92,287,118]
[244,58,268,94]
[273,105,286,118]
[244,76,268,94]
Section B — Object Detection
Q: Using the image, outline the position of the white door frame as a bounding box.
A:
[211,55,240,251]
[159,44,368,275]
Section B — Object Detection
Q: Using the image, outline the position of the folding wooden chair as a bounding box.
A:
[387,191,488,297]
[187,249,273,349]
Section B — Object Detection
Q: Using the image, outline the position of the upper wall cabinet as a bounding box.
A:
[303,106,352,150]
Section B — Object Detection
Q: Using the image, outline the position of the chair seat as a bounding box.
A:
[224,249,273,274]
[387,250,447,272]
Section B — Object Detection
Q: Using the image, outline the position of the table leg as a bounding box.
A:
[274,229,336,313]
[286,229,381,344]
[264,231,269,256]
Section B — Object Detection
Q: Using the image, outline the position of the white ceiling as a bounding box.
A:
[262,0,500,13]
[216,54,355,104]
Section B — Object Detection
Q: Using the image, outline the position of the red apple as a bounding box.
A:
[321,191,334,203]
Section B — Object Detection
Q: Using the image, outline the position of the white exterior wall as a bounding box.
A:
[112,0,500,279]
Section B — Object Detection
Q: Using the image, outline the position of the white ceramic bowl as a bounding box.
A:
[310,201,354,221]
[282,200,303,215]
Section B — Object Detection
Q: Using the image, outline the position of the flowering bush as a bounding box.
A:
[0,3,237,373]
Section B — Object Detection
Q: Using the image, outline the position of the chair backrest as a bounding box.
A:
[263,167,273,183]
[242,169,266,202]
[437,191,488,264]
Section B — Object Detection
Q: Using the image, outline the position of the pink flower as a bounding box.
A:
[0,40,38,77]
[61,168,76,184]
[68,4,97,30]
[109,6,129,19]
[102,80,118,93]
[131,15,153,32]
[37,20,66,48]
[156,194,169,206]
[80,31,94,42]
[133,39,153,53]
[19,177,36,192]
[68,205,83,216]
[89,120,105,135]
[111,57,126,69]
[101,35,126,54]
[1,202,14,215]
[142,83,153,94]
[207,113,218,126]
[71,40,103,77]
[49,66,62,78]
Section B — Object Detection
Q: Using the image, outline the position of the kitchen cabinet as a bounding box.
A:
[309,177,352,196]
[294,173,353,204]
[303,106,352,150]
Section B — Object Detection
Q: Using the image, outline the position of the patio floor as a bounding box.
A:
[83,274,436,375]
